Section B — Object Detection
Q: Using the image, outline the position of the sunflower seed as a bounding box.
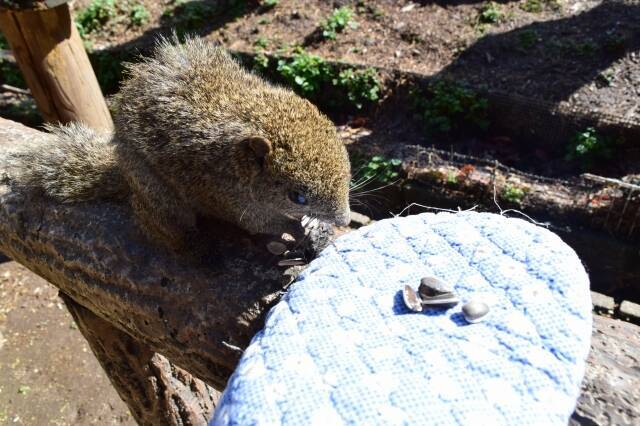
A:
[418,276,459,306]
[402,285,423,312]
[421,294,460,306]
[419,276,454,297]
[462,301,490,323]
[266,241,287,255]
[277,258,307,267]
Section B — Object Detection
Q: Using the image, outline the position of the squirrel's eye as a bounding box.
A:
[288,190,308,205]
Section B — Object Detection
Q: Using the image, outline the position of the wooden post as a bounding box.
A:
[62,294,218,426]
[0,2,113,131]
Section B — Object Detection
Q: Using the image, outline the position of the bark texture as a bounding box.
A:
[0,117,297,390]
[63,294,219,426]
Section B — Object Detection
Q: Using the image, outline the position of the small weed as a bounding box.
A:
[276,49,329,96]
[75,0,116,36]
[129,3,150,26]
[446,171,458,185]
[5,98,40,125]
[18,385,31,395]
[520,0,560,12]
[573,41,596,56]
[88,49,127,94]
[604,31,627,54]
[0,33,9,49]
[356,1,384,20]
[596,70,615,88]
[355,155,402,185]
[274,49,383,109]
[253,52,270,71]
[478,2,503,24]
[332,67,380,109]
[320,7,357,40]
[260,0,279,8]
[258,18,270,25]
[0,60,25,88]
[520,0,543,13]
[414,80,489,134]
[254,36,269,49]
[517,29,539,51]
[163,0,218,35]
[502,185,525,204]
[566,127,614,169]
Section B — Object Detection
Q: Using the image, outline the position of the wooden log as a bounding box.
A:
[0,117,299,389]
[0,3,113,131]
[62,294,218,426]
[0,0,59,11]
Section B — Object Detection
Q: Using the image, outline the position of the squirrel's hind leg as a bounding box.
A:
[122,160,201,256]
[129,191,200,256]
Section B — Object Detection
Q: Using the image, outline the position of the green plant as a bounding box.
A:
[520,0,543,13]
[566,127,614,169]
[596,70,615,87]
[0,60,25,88]
[520,0,560,12]
[89,49,127,94]
[478,2,503,24]
[163,0,217,35]
[332,67,380,109]
[260,0,279,7]
[129,3,150,26]
[517,29,539,51]
[320,6,357,40]
[254,36,269,49]
[276,49,329,96]
[414,81,489,134]
[0,33,9,49]
[604,31,626,53]
[75,0,116,35]
[573,41,596,56]
[354,155,402,185]
[253,51,270,71]
[17,385,31,395]
[502,185,525,204]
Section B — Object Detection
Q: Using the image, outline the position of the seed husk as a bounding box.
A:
[277,258,307,267]
[402,285,423,312]
[419,276,454,297]
[418,276,459,307]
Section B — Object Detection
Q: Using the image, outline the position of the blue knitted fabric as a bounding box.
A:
[211,212,592,425]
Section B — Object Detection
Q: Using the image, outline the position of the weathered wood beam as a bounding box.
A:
[0,117,296,390]
[0,3,113,131]
[62,294,219,425]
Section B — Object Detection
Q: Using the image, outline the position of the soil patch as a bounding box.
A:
[0,260,134,425]
[66,0,639,122]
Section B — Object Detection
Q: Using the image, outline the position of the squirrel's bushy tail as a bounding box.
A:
[11,122,128,202]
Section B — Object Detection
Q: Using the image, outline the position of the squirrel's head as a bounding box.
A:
[114,36,351,235]
[235,109,352,233]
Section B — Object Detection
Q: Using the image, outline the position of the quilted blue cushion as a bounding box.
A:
[211,212,592,425]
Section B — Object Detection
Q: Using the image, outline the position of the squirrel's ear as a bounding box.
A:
[245,136,272,159]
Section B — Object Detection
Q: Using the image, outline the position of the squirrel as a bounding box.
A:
[10,36,351,254]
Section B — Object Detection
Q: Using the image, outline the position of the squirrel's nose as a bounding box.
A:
[335,208,351,227]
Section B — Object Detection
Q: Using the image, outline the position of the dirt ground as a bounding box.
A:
[0,259,134,425]
[69,0,639,121]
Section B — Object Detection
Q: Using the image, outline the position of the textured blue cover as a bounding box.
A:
[212,212,592,425]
